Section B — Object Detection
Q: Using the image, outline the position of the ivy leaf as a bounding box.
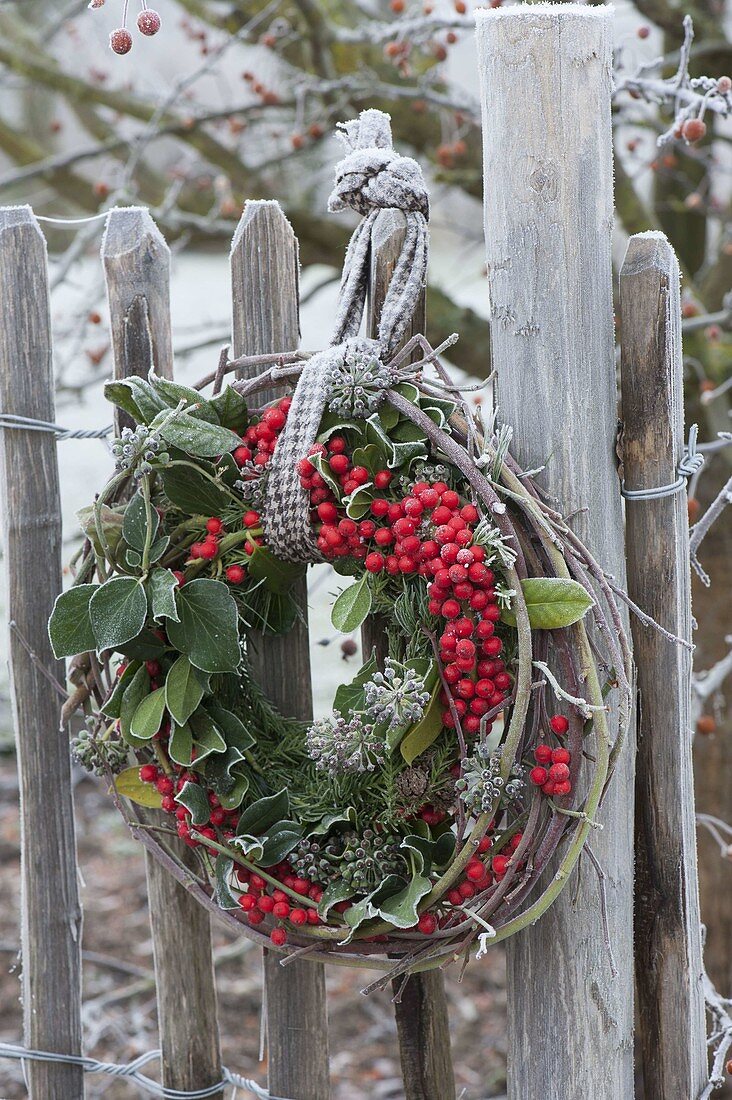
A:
[318,880,355,921]
[101,659,141,718]
[400,675,443,763]
[160,465,231,516]
[49,584,98,659]
[501,578,594,630]
[148,374,219,422]
[210,386,250,433]
[309,807,357,836]
[236,789,289,838]
[342,875,407,938]
[351,444,385,475]
[114,765,163,809]
[156,412,241,458]
[122,490,159,552]
[166,578,240,673]
[247,546,305,596]
[333,650,377,718]
[148,568,180,622]
[165,654,203,725]
[130,686,167,740]
[118,627,167,661]
[119,665,151,745]
[89,577,148,652]
[331,573,372,633]
[175,780,211,826]
[213,854,239,909]
[376,872,431,929]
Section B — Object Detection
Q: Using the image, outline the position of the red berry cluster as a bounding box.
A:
[528,715,573,797]
[102,5,162,56]
[298,437,511,734]
[233,397,291,471]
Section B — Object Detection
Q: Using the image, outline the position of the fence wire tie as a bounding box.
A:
[621,423,705,500]
[0,413,113,440]
[0,1040,289,1100]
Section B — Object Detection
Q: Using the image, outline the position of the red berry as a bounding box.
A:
[248,910,265,925]
[374,470,392,489]
[466,860,486,881]
[110,28,133,54]
[234,445,252,466]
[549,762,570,782]
[535,744,552,764]
[290,908,308,926]
[417,912,438,934]
[329,454,350,475]
[225,564,246,584]
[530,766,548,786]
[273,901,291,918]
[139,763,158,783]
[492,854,509,876]
[551,747,571,765]
[550,714,569,735]
[441,599,460,620]
[270,927,287,946]
[137,9,161,35]
[243,510,260,527]
[554,780,572,796]
[365,552,384,573]
[239,893,257,911]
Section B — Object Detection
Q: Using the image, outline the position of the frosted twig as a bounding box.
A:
[532,661,609,719]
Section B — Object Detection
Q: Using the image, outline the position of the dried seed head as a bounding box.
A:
[109,28,133,54]
[88,0,105,8]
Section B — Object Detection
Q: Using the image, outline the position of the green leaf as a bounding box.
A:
[176,780,211,826]
[148,374,219,422]
[388,440,428,470]
[166,578,240,673]
[104,378,167,424]
[130,686,167,740]
[309,451,342,498]
[247,546,305,595]
[309,807,357,835]
[342,874,406,937]
[213,854,240,909]
[148,536,170,564]
[210,386,249,433]
[204,745,247,807]
[204,702,254,751]
[125,548,142,568]
[148,568,180,622]
[351,444,385,475]
[391,420,428,443]
[49,584,98,658]
[188,710,226,762]
[333,650,377,718]
[376,872,431,928]
[331,573,372,633]
[101,660,141,718]
[114,765,163,809]
[122,490,159,552]
[119,665,151,745]
[236,789,289,838]
[344,484,374,520]
[89,577,148,652]
[393,381,420,404]
[501,577,594,630]
[118,627,167,661]
[400,677,443,763]
[157,412,241,458]
[317,880,355,920]
[169,722,194,767]
[160,464,231,516]
[258,820,302,867]
[165,654,203,725]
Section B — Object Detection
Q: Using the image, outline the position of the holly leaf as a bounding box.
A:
[166,578,240,673]
[164,654,203,725]
[344,484,374,520]
[213,854,239,909]
[160,464,231,516]
[114,765,163,809]
[209,386,249,433]
[49,584,98,659]
[130,686,167,740]
[188,709,227,762]
[89,577,148,652]
[501,578,594,630]
[176,780,211,826]
[156,412,241,458]
[331,573,372,633]
[258,820,302,867]
[236,789,289,838]
[119,665,151,745]
[122,490,159,552]
[148,567,180,622]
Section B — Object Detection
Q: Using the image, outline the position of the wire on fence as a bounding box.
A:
[621,423,705,500]
[0,414,112,440]
[0,1041,290,1100]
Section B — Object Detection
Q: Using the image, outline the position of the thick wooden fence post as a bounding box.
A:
[365,208,456,1100]
[103,207,224,1099]
[231,199,330,1100]
[476,9,636,1098]
[0,206,84,1098]
[619,232,707,1098]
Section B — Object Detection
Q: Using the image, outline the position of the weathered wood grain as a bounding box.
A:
[0,205,84,1098]
[231,199,330,1100]
[103,207,224,1100]
[476,10,636,1098]
[365,208,456,1100]
[620,232,707,1100]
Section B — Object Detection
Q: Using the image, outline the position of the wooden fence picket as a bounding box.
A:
[476,10,636,1097]
[230,198,330,1100]
[365,207,456,1100]
[619,232,707,1099]
[0,205,84,1099]
[102,206,224,1100]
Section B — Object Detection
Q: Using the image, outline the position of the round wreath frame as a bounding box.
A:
[53,112,632,991]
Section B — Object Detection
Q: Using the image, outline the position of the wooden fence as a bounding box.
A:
[0,7,709,1099]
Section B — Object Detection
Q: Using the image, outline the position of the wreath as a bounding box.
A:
[51,111,631,986]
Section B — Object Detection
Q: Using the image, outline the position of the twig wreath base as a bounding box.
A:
[50,112,631,989]
[51,334,632,989]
